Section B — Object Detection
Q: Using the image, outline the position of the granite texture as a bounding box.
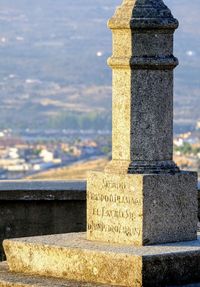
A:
[87,171,143,245]
[142,172,198,244]
[1,263,200,287]
[130,69,173,162]
[0,262,118,287]
[108,0,179,30]
[87,171,198,246]
[4,233,200,286]
[3,233,142,287]
[107,0,179,174]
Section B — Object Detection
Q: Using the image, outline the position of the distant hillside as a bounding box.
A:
[27,157,108,180]
[0,0,199,132]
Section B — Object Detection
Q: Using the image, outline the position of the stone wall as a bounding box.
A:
[0,181,86,260]
[0,180,199,260]
[198,183,200,222]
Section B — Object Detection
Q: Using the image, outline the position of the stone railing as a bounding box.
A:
[0,180,86,260]
[0,180,199,260]
[198,182,200,220]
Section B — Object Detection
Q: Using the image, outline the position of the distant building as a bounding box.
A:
[8,148,19,159]
[173,138,184,147]
[40,149,54,162]
[196,121,200,130]
[7,163,30,172]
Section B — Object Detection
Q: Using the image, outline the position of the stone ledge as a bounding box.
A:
[0,262,113,287]
[0,181,86,201]
[0,262,200,287]
[4,233,200,286]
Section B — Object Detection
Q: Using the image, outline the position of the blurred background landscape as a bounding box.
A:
[0,0,199,180]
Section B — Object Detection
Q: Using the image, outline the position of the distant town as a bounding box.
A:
[0,124,200,179]
[174,122,200,177]
[0,129,111,180]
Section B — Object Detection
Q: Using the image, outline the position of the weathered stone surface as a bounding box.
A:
[108,0,179,30]
[87,0,198,250]
[106,0,179,174]
[4,233,142,287]
[0,180,86,261]
[142,172,198,244]
[130,69,173,162]
[4,233,200,287]
[1,262,200,287]
[87,171,198,245]
[87,172,143,245]
[0,262,116,287]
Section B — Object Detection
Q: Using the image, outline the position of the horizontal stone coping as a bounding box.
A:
[0,180,86,201]
[0,180,199,201]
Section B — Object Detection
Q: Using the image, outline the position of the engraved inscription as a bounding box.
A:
[87,174,143,244]
[92,207,137,221]
[91,179,134,191]
[102,179,127,190]
[88,192,141,206]
[88,221,141,237]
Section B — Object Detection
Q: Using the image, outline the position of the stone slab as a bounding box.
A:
[4,232,200,286]
[87,171,197,246]
[0,262,200,287]
[0,262,115,287]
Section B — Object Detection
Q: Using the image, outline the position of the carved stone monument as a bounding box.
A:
[87,0,197,246]
[1,1,200,286]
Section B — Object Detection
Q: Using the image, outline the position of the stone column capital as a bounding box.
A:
[108,0,178,30]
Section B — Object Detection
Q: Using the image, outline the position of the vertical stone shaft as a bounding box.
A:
[106,0,179,174]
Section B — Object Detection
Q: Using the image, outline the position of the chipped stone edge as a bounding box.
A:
[0,180,86,201]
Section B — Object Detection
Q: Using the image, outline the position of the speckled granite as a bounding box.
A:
[0,262,118,287]
[1,261,200,287]
[3,233,142,287]
[108,0,179,30]
[4,233,200,287]
[88,0,198,248]
[106,0,179,174]
[87,171,198,246]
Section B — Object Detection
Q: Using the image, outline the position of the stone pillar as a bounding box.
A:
[105,0,180,174]
[87,0,198,246]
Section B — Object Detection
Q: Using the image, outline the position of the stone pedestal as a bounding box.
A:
[87,171,197,246]
[86,0,198,247]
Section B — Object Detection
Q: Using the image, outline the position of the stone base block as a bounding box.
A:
[4,233,200,287]
[0,262,111,287]
[87,171,198,245]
